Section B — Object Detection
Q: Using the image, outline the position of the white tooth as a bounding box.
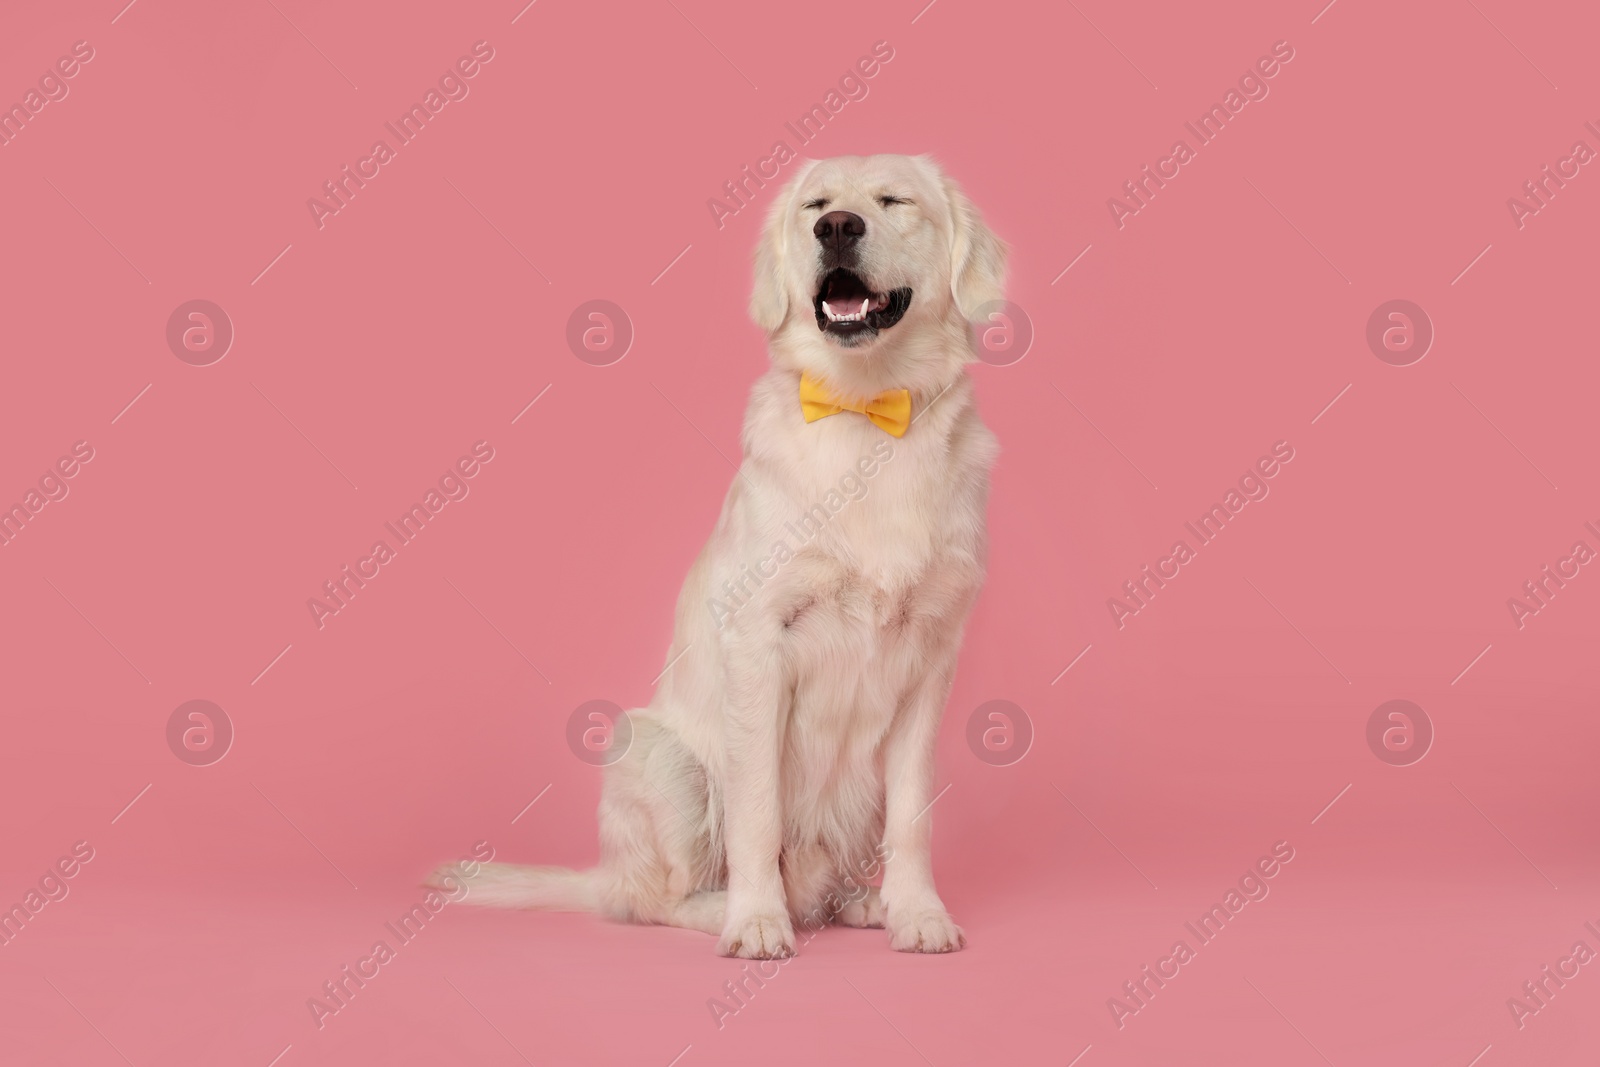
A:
[823,301,835,317]
[860,299,869,317]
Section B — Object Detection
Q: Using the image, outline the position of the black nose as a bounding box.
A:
[813,210,865,253]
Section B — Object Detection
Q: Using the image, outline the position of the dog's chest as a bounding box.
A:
[790,430,979,578]
[778,555,971,808]
[778,439,982,685]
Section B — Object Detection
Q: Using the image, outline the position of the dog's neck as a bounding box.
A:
[768,313,974,403]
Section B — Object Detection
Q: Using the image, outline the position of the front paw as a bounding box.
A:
[717,913,796,959]
[887,908,966,953]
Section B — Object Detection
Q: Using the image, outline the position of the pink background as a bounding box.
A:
[3,0,1598,1064]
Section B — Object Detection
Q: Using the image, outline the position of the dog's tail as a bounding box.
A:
[428,862,604,913]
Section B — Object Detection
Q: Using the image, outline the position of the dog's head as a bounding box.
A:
[750,154,1006,392]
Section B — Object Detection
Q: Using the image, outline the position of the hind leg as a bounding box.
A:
[782,841,851,937]
[662,890,726,934]
[835,885,886,928]
[598,713,724,932]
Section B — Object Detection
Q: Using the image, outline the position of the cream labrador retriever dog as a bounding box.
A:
[439,154,1004,957]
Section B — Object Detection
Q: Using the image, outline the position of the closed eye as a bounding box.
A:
[879,196,912,207]
[803,198,830,210]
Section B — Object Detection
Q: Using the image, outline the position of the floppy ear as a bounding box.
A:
[943,175,1008,320]
[749,161,819,333]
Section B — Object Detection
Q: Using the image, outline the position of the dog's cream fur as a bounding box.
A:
[436,155,1004,957]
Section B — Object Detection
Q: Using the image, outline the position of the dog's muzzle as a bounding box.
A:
[812,268,912,344]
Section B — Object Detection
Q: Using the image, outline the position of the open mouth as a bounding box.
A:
[812,269,912,343]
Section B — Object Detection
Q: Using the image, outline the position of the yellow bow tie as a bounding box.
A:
[799,372,912,438]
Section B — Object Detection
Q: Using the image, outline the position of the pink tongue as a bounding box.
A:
[829,293,886,315]
[823,287,889,315]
